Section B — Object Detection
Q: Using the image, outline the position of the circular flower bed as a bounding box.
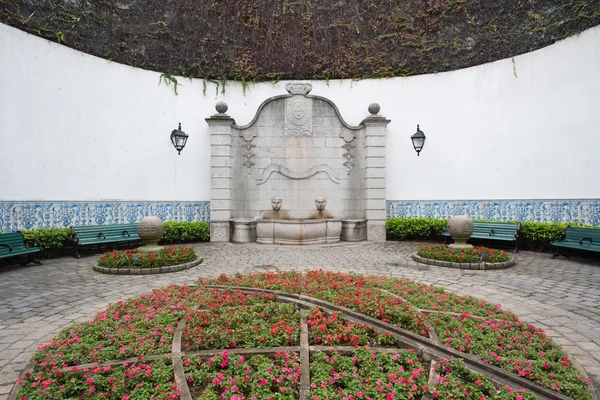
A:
[15,271,592,400]
[94,246,201,274]
[413,245,515,270]
[418,245,510,263]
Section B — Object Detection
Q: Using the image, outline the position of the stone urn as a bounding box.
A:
[447,215,474,250]
[137,216,164,254]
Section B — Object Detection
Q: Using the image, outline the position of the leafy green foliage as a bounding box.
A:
[162,221,210,243]
[185,352,301,399]
[97,246,197,268]
[385,218,447,240]
[20,228,72,249]
[434,358,538,400]
[8,221,209,251]
[386,217,600,250]
[310,348,428,399]
[519,221,598,247]
[1,1,599,82]
[417,245,510,263]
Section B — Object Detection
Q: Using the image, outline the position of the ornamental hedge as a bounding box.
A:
[386,217,600,251]
[1,1,599,82]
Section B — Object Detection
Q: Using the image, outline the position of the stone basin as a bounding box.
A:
[256,218,342,245]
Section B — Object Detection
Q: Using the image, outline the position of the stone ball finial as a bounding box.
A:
[368,103,381,115]
[285,82,312,95]
[215,101,228,114]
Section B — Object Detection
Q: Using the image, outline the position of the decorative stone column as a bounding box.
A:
[361,103,391,242]
[205,102,235,242]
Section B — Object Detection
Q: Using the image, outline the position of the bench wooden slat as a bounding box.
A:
[551,226,600,255]
[71,223,141,258]
[0,232,42,264]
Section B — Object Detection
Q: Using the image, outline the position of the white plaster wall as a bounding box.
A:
[1,23,599,202]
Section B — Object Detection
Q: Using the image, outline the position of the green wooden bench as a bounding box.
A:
[71,223,141,258]
[551,226,600,258]
[443,221,521,253]
[0,231,42,265]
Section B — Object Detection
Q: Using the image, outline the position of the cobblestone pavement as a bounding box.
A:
[1,241,600,398]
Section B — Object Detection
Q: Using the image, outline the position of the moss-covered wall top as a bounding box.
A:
[1,0,599,82]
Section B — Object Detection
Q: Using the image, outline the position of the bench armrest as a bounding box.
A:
[99,232,106,240]
[123,230,131,237]
[489,229,495,236]
[0,243,13,252]
[579,237,593,246]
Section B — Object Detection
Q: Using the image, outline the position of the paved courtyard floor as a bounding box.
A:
[1,241,600,399]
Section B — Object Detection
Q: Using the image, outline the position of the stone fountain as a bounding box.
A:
[254,197,342,245]
[206,82,389,244]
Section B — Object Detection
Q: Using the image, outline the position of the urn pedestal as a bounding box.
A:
[448,215,474,250]
[137,216,164,254]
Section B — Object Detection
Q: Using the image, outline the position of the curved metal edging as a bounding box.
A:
[231,94,365,132]
[203,285,574,400]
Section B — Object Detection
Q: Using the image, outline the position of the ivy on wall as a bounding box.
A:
[1,0,599,82]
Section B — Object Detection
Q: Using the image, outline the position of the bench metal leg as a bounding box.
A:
[22,254,42,266]
[552,247,569,259]
[74,243,81,258]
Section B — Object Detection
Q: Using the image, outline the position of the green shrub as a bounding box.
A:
[386,217,600,251]
[385,218,446,240]
[162,221,210,243]
[21,228,72,249]
[9,221,210,251]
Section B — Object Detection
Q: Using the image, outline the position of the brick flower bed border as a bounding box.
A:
[93,258,203,275]
[412,253,516,270]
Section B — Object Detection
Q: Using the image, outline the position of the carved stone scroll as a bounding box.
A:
[256,164,341,185]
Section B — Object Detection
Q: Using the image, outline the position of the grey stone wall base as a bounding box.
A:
[210,221,231,242]
[367,220,386,242]
[93,258,203,275]
[411,253,515,270]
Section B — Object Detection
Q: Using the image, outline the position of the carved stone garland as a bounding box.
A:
[241,138,256,174]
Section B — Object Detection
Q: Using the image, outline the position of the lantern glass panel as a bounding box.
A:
[412,137,424,150]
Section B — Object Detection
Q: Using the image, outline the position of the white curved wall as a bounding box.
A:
[1,23,599,203]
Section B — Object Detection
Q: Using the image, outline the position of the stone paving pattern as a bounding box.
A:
[1,241,599,399]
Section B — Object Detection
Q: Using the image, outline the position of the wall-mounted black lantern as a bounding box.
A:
[170,123,188,155]
[410,124,426,156]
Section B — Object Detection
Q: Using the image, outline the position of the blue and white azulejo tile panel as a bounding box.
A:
[0,201,210,232]
[387,199,600,226]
